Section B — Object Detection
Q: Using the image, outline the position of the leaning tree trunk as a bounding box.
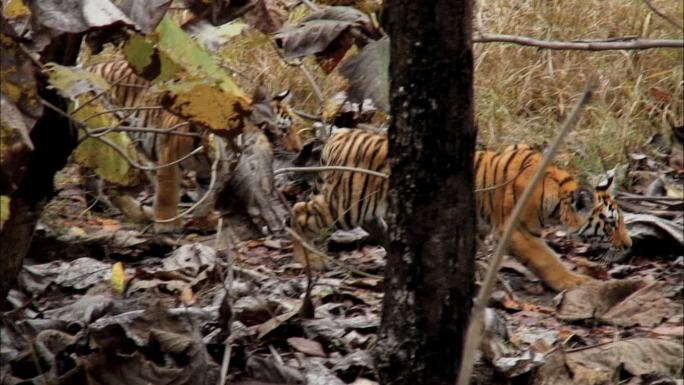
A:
[374,1,476,384]
[0,33,82,308]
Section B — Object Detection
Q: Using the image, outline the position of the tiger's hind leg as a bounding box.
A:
[153,136,183,233]
[508,228,593,291]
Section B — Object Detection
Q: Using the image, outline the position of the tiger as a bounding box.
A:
[84,60,302,232]
[291,128,632,291]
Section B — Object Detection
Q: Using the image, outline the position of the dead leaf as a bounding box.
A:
[242,0,285,34]
[558,280,681,327]
[287,337,327,357]
[535,338,683,385]
[339,36,389,111]
[256,308,299,339]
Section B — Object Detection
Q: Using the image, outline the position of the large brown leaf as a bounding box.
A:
[339,36,389,111]
[242,0,285,34]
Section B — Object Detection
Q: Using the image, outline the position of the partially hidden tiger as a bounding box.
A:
[292,128,632,291]
[84,60,301,232]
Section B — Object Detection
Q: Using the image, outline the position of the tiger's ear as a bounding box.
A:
[272,89,291,103]
[572,186,595,213]
[252,85,269,103]
[595,175,614,193]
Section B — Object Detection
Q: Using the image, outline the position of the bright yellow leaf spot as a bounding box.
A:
[110,262,127,295]
[0,195,10,230]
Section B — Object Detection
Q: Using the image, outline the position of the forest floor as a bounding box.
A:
[2,141,682,385]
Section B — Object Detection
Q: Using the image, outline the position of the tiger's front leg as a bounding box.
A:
[508,228,593,291]
[153,136,183,232]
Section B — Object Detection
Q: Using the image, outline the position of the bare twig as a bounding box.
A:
[40,98,206,171]
[473,33,684,50]
[71,76,126,115]
[616,192,683,202]
[274,165,389,178]
[456,82,595,385]
[285,227,383,279]
[291,108,322,122]
[297,62,325,105]
[83,105,165,122]
[217,217,234,385]
[88,125,199,138]
[299,0,320,12]
[639,0,684,30]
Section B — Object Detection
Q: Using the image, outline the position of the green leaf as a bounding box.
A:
[122,16,250,137]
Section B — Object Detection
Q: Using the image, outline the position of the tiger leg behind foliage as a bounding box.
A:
[508,228,593,291]
[153,135,183,232]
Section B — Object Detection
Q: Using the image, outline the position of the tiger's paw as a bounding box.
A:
[293,237,327,271]
[553,273,596,291]
[154,220,182,234]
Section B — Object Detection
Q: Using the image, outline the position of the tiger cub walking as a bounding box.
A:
[292,129,632,291]
[85,60,300,232]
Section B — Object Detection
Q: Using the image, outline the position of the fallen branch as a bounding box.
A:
[456,81,595,385]
[473,33,683,50]
[274,165,388,178]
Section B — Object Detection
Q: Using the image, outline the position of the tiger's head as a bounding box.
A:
[563,176,632,251]
[251,87,303,152]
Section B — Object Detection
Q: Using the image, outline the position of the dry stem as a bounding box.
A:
[456,82,595,385]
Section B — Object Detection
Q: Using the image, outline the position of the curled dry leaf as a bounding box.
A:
[274,6,380,73]
[557,279,682,327]
[535,338,683,385]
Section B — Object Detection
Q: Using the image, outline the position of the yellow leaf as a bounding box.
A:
[68,226,86,237]
[111,262,127,294]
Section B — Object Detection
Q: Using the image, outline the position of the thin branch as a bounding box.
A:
[71,76,126,115]
[456,82,595,385]
[40,98,206,171]
[88,125,199,138]
[291,108,322,122]
[297,62,325,105]
[616,191,683,202]
[299,0,320,12]
[274,165,388,178]
[285,227,383,279]
[473,33,684,50]
[639,0,684,30]
[84,105,165,122]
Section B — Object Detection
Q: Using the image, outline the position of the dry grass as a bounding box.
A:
[220,0,682,178]
[474,0,683,177]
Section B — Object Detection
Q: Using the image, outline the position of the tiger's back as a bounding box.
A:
[293,129,389,237]
[292,130,632,291]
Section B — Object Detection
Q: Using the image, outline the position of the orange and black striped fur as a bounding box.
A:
[86,60,301,231]
[292,130,632,291]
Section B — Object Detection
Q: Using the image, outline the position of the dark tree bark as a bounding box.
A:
[375,1,476,384]
[0,33,82,308]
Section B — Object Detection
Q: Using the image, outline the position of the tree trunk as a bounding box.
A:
[375,1,476,384]
[0,33,82,308]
